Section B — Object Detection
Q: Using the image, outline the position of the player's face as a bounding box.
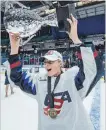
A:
[44,60,61,77]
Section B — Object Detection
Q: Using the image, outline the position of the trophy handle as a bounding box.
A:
[20,34,36,46]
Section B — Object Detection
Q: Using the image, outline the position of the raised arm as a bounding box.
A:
[8,33,37,95]
[75,44,103,98]
[67,14,103,98]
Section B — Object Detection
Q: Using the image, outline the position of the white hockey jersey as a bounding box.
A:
[8,45,103,130]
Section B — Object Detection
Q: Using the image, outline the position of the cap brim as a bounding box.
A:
[43,55,58,61]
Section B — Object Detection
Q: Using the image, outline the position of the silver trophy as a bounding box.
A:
[3,1,58,45]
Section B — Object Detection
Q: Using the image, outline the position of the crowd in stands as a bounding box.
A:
[1,45,105,69]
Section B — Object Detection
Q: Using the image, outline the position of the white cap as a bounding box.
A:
[43,50,63,62]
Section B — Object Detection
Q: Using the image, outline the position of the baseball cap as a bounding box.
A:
[43,50,63,62]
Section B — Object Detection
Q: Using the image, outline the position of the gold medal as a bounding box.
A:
[48,108,57,119]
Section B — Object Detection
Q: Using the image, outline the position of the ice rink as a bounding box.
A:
[1,73,105,130]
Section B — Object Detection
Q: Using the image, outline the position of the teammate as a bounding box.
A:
[8,15,103,130]
[3,63,14,97]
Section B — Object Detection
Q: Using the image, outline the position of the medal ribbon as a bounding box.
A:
[47,75,61,108]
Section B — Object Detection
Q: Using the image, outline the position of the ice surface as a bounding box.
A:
[1,74,38,130]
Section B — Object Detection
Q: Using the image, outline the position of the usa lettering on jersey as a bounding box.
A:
[44,91,72,116]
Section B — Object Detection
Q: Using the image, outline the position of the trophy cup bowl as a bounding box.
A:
[4,7,43,38]
[3,1,58,45]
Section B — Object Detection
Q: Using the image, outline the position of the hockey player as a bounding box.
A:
[3,61,14,97]
[8,15,103,130]
[4,70,14,97]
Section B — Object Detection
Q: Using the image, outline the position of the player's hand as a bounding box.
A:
[9,33,20,55]
[67,14,82,44]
